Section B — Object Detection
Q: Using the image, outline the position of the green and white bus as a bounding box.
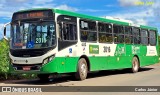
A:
[3,8,159,81]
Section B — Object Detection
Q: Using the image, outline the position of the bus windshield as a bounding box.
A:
[10,21,56,49]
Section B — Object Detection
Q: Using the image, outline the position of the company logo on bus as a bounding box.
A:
[89,45,99,54]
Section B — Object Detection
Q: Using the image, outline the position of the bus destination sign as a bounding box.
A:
[13,11,52,20]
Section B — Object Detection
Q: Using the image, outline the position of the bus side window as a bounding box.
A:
[149,30,156,46]
[59,22,77,41]
[80,19,97,42]
[132,27,140,44]
[58,22,63,40]
[81,31,88,40]
[124,26,132,44]
[63,23,68,40]
[140,29,148,45]
[98,22,112,43]
[57,15,77,51]
[113,25,124,43]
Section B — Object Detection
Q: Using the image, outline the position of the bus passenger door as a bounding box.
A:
[57,15,78,73]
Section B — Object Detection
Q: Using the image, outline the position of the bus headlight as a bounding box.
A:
[43,54,55,65]
[43,58,48,64]
[49,55,55,62]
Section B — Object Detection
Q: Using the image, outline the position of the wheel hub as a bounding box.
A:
[133,61,138,71]
[81,63,86,76]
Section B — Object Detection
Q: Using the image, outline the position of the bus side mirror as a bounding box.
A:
[3,26,8,41]
[4,27,6,36]
[3,22,10,41]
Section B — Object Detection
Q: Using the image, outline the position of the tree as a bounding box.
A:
[158,36,160,56]
[0,39,9,79]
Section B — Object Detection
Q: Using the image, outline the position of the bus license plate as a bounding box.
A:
[23,66,31,71]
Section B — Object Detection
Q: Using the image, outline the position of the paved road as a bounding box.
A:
[1,63,160,95]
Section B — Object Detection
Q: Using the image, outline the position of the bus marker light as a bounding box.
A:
[117,57,119,61]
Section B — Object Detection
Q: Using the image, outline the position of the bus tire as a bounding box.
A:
[75,58,88,80]
[132,57,140,73]
[37,74,49,81]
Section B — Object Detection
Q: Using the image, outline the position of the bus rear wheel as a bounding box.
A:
[75,58,88,80]
[132,57,140,73]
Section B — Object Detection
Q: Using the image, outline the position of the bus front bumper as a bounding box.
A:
[9,61,57,74]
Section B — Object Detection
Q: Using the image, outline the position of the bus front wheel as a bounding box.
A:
[132,57,140,73]
[75,58,88,80]
[37,74,50,81]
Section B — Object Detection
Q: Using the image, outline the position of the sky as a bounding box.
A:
[0,0,160,38]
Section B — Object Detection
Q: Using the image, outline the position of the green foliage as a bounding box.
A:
[7,73,37,80]
[158,36,160,56]
[20,74,37,79]
[0,39,37,80]
[159,36,160,45]
[0,39,9,79]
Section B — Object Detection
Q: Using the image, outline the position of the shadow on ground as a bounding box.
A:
[3,67,154,85]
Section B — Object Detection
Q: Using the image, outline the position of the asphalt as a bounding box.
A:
[1,63,160,95]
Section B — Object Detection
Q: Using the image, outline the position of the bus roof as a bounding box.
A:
[16,8,52,12]
[15,8,157,31]
[140,25,157,31]
[53,9,129,26]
